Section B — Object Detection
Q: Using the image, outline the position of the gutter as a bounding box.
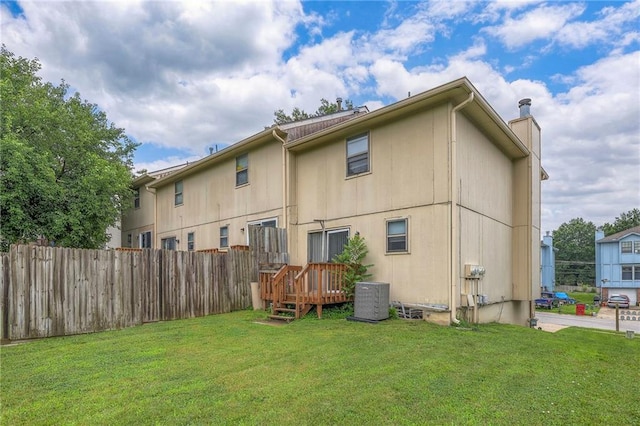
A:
[449,92,474,325]
[272,130,288,241]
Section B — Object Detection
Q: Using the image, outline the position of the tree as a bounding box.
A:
[602,209,640,236]
[332,233,373,298]
[273,98,354,124]
[0,46,138,250]
[552,218,597,285]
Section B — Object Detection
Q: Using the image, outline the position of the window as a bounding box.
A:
[127,233,132,247]
[133,188,140,209]
[622,265,640,281]
[621,241,632,253]
[236,153,248,186]
[220,226,229,248]
[139,231,152,248]
[635,241,640,254]
[346,133,369,176]
[386,219,408,253]
[162,237,177,250]
[248,218,278,228]
[187,232,195,251]
[307,229,349,263]
[622,265,633,280]
[175,181,183,206]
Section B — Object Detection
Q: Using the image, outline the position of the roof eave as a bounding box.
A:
[148,127,287,189]
[286,77,529,159]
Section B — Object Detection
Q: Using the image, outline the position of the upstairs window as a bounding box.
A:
[220,226,229,248]
[386,219,408,253]
[236,154,248,186]
[346,133,369,176]
[175,181,183,206]
[635,241,640,254]
[621,241,632,253]
[133,188,140,209]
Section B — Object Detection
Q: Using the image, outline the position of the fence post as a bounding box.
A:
[1,252,9,342]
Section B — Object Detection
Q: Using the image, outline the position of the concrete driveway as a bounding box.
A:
[534,307,640,333]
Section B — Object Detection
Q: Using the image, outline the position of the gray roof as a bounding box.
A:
[598,225,640,242]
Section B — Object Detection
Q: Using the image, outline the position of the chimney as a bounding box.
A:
[336,97,342,111]
[518,98,531,118]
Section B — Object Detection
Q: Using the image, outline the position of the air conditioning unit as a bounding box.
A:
[354,282,390,321]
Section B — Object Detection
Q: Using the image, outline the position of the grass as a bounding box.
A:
[1,310,639,425]
[536,292,602,316]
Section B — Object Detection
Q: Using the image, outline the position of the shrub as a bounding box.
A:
[332,233,373,298]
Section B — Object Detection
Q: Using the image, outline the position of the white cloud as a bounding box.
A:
[484,3,586,49]
[2,0,638,235]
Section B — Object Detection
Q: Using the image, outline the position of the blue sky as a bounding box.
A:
[1,0,639,233]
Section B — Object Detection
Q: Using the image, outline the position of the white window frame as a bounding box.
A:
[139,231,152,248]
[220,226,229,248]
[246,218,279,243]
[346,133,369,177]
[161,237,177,250]
[247,217,278,228]
[386,218,409,254]
[634,241,640,254]
[187,232,195,251]
[174,181,183,206]
[236,153,249,187]
[307,228,350,263]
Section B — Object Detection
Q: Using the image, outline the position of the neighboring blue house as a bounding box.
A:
[540,232,556,291]
[595,225,640,306]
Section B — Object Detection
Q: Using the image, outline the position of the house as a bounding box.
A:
[540,232,556,291]
[122,77,546,326]
[595,226,640,306]
[120,163,189,249]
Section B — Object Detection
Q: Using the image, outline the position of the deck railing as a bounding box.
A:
[260,263,351,309]
[294,263,350,305]
[260,265,302,305]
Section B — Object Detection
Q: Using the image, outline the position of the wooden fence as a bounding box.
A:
[0,244,253,341]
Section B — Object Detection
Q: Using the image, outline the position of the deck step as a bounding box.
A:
[274,307,297,313]
[268,315,294,323]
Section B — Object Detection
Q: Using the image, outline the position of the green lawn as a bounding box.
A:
[1,310,638,425]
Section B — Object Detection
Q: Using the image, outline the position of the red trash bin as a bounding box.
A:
[576,303,585,316]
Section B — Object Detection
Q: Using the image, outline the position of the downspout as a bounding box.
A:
[449,92,474,325]
[145,185,157,248]
[272,130,288,239]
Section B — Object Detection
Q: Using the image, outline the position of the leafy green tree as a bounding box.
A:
[332,233,373,298]
[553,218,597,285]
[602,209,640,236]
[0,46,138,250]
[273,98,354,124]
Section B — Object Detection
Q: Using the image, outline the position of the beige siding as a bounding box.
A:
[294,105,450,227]
[121,186,156,247]
[155,141,284,250]
[291,105,455,305]
[457,114,513,225]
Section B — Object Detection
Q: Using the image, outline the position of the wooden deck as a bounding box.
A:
[259,263,352,320]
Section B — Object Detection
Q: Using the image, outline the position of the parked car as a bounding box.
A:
[535,291,559,309]
[554,292,576,305]
[607,295,630,308]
